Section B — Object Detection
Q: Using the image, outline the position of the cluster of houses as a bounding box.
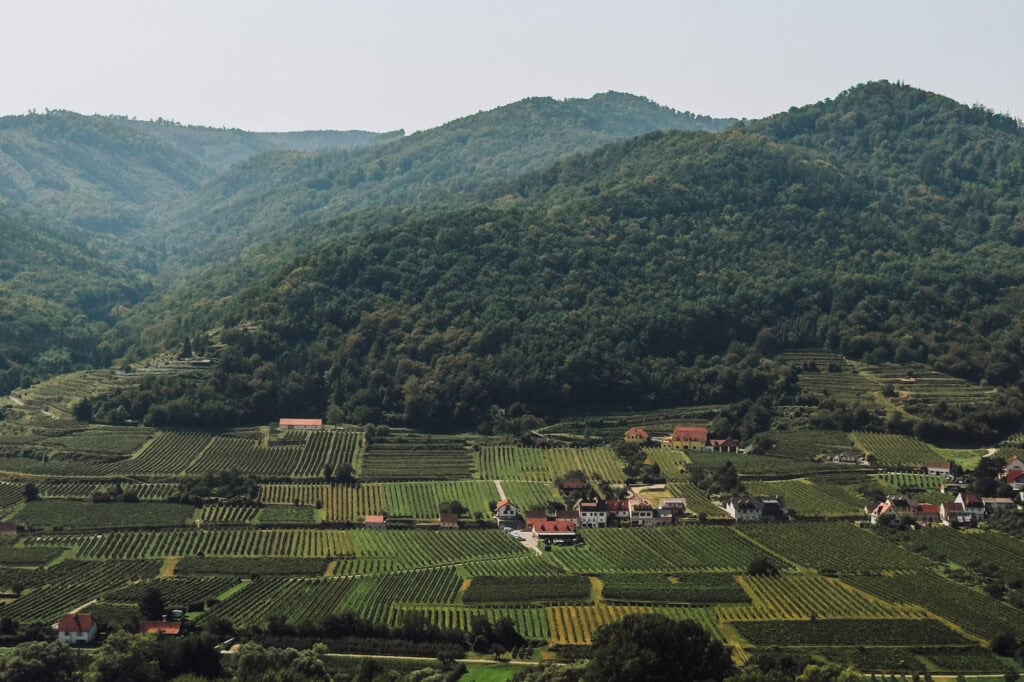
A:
[491,493,689,545]
[867,491,1016,528]
[56,612,183,646]
[625,427,748,453]
[720,496,789,522]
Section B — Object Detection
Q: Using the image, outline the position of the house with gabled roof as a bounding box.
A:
[1004,456,1024,474]
[954,492,986,522]
[1006,470,1024,491]
[707,438,740,453]
[923,462,953,477]
[940,502,977,527]
[624,427,650,443]
[530,519,577,545]
[57,613,97,645]
[983,497,1016,514]
[438,513,459,530]
[722,496,788,523]
[575,499,608,528]
[663,427,708,450]
[493,500,522,528]
[364,514,387,530]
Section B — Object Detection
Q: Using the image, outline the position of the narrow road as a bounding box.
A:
[9,395,23,406]
[494,480,507,500]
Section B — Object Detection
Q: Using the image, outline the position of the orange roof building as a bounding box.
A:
[279,418,323,430]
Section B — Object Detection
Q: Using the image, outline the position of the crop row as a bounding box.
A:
[114,432,211,475]
[199,505,260,524]
[206,577,356,627]
[26,528,355,558]
[852,432,938,468]
[463,575,592,604]
[176,556,327,576]
[361,443,475,481]
[744,479,865,518]
[547,605,719,646]
[389,605,550,642]
[350,530,525,569]
[104,576,238,608]
[477,446,625,482]
[736,522,920,574]
[719,575,927,621]
[733,618,969,646]
[602,573,748,605]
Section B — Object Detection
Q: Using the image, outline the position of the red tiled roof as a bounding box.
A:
[605,499,630,512]
[58,613,94,633]
[495,499,513,510]
[534,520,576,534]
[710,438,740,447]
[672,427,708,443]
[1007,470,1024,484]
[625,427,649,439]
[140,621,182,635]
[364,515,386,524]
[917,504,940,515]
[279,418,322,427]
[925,462,951,470]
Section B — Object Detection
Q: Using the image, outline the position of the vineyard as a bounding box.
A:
[361,435,474,480]
[862,366,996,409]
[477,446,625,482]
[718,575,928,621]
[176,556,327,576]
[14,500,196,529]
[550,526,765,574]
[736,523,920,574]
[733,619,970,646]
[601,573,749,605]
[547,605,720,646]
[38,427,153,457]
[852,432,939,468]
[796,371,880,402]
[765,430,857,460]
[103,576,238,607]
[389,605,550,642]
[259,481,500,521]
[463,575,592,604]
[114,431,211,476]
[743,479,866,518]
[204,577,357,627]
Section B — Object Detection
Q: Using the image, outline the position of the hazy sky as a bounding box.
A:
[2,1,1022,133]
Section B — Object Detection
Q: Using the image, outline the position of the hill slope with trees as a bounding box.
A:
[95,82,1024,437]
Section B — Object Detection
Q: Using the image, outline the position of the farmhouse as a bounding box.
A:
[279,418,323,431]
[923,462,953,477]
[826,452,865,465]
[722,496,788,522]
[531,519,577,545]
[438,513,459,530]
[57,613,97,645]
[1004,456,1024,474]
[493,500,522,528]
[364,514,388,530]
[605,498,631,520]
[940,502,978,527]
[663,427,709,450]
[624,427,650,443]
[915,503,941,525]
[707,438,740,453]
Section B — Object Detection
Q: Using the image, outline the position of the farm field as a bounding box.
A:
[686,452,839,477]
[719,575,928,621]
[743,479,867,518]
[547,605,720,646]
[733,618,970,646]
[477,446,625,483]
[601,573,749,605]
[463,575,592,604]
[260,481,500,521]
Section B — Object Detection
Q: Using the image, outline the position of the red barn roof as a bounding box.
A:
[279,418,322,428]
[672,427,708,443]
[140,620,182,636]
[58,613,94,633]
[495,499,514,511]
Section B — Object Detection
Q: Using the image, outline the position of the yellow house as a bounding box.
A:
[663,427,708,450]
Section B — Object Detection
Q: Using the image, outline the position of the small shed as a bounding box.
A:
[364,514,388,530]
[438,513,459,530]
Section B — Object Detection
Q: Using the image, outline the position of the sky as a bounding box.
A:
[1,0,1022,133]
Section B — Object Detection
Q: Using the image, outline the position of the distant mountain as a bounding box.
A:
[102,82,1024,437]
[146,92,736,265]
[0,111,389,235]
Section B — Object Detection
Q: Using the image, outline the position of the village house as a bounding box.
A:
[983,497,1016,514]
[493,500,522,529]
[923,462,953,478]
[706,438,741,453]
[605,498,631,521]
[278,418,323,431]
[364,514,388,531]
[1006,470,1024,492]
[57,613,97,645]
[915,503,941,525]
[438,513,459,530]
[954,492,987,522]
[575,499,609,528]
[722,496,788,522]
[628,497,655,527]
[940,502,978,527]
[624,427,650,444]
[1004,456,1024,474]
[558,479,586,494]
[663,427,709,450]
[530,519,578,545]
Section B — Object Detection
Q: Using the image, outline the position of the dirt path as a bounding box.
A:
[9,396,23,407]
[985,447,998,457]
[494,480,507,500]
[520,530,543,556]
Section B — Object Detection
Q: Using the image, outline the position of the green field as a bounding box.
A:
[744,479,867,518]
[13,500,195,529]
[477,446,625,482]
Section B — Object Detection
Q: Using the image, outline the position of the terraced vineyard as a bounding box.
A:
[602,573,748,605]
[862,365,996,408]
[205,577,357,627]
[14,500,195,529]
[766,430,857,460]
[38,427,153,457]
[477,446,625,482]
[852,432,939,468]
[114,431,211,475]
[191,437,301,477]
[796,371,880,402]
[335,568,462,622]
[361,435,475,480]
[260,481,499,521]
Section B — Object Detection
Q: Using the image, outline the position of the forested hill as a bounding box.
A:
[146,92,735,265]
[0,209,154,393]
[99,82,1024,435]
[0,110,388,235]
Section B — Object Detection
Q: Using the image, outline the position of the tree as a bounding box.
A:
[138,586,166,620]
[584,614,732,682]
[0,640,80,682]
[23,483,38,502]
[748,557,780,577]
[180,336,192,359]
[439,500,468,516]
[87,631,162,682]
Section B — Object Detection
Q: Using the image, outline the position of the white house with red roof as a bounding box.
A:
[530,519,577,544]
[954,492,987,522]
[57,613,97,645]
[1006,470,1024,491]
[923,462,953,477]
[493,500,522,528]
[1004,456,1024,474]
